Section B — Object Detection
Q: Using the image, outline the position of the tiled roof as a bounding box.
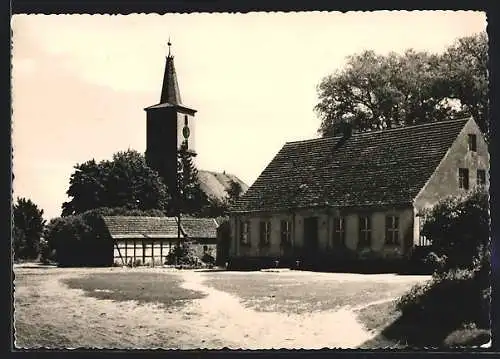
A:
[231,118,470,213]
[198,170,249,201]
[102,216,181,239]
[102,216,218,240]
[180,217,218,239]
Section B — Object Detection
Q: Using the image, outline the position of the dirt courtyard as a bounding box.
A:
[13,264,430,349]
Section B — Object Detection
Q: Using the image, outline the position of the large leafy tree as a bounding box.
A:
[316,32,488,137]
[62,149,170,216]
[439,32,489,134]
[13,197,46,260]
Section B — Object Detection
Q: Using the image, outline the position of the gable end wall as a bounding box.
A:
[414,118,489,212]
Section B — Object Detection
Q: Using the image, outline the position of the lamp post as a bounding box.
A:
[176,149,184,266]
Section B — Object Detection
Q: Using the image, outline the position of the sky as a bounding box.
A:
[12,11,487,220]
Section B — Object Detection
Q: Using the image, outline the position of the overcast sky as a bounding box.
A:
[12,11,487,220]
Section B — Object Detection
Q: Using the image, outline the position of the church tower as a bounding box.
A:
[144,41,197,199]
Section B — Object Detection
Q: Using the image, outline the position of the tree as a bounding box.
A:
[62,149,170,216]
[315,32,488,137]
[199,196,230,218]
[196,180,245,217]
[176,141,207,216]
[13,197,46,260]
[440,32,489,134]
[226,180,244,204]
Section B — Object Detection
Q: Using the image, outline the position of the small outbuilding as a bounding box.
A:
[102,216,219,266]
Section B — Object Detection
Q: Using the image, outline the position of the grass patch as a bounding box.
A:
[63,272,206,309]
[355,300,399,333]
[443,327,491,347]
[15,321,73,348]
[203,272,421,314]
[14,269,209,349]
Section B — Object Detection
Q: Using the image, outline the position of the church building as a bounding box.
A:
[144,42,248,205]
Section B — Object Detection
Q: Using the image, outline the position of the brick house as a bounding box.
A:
[229,118,489,269]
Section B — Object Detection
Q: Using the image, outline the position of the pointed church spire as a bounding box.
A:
[160,39,182,105]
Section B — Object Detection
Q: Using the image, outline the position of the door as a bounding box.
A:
[303,217,319,257]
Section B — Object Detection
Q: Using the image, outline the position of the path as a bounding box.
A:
[179,270,388,349]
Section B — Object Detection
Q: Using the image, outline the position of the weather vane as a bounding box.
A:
[167,37,172,57]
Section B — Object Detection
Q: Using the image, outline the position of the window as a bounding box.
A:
[240,221,250,246]
[385,216,400,245]
[468,134,477,152]
[280,220,292,247]
[477,169,486,187]
[333,217,345,246]
[259,221,271,247]
[359,215,371,248]
[418,217,431,246]
[459,168,469,189]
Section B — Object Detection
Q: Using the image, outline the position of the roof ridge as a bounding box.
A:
[102,215,174,220]
[285,117,471,146]
[199,169,238,177]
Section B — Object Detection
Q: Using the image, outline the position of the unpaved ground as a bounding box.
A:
[13,265,429,349]
[180,270,405,349]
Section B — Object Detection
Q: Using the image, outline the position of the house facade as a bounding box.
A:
[229,118,489,269]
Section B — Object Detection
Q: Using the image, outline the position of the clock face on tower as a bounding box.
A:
[182,125,190,139]
[178,114,195,154]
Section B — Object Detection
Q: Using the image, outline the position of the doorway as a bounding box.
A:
[303,217,319,256]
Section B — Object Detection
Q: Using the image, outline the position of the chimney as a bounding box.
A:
[337,120,352,139]
[333,120,352,151]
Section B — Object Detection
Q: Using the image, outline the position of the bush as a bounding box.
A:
[391,189,491,346]
[166,241,204,268]
[420,188,490,272]
[39,238,56,264]
[202,253,215,265]
[397,263,490,339]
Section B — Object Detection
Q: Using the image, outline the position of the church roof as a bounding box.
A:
[198,170,249,202]
[230,118,471,213]
[161,55,182,105]
[144,50,196,114]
